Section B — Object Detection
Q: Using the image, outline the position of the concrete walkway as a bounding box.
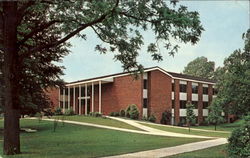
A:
[27,117,211,138]
[103,138,228,158]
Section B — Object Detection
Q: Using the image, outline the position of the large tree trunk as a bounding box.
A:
[3,2,21,155]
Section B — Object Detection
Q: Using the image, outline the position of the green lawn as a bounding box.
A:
[167,144,228,158]
[0,119,207,158]
[140,123,230,138]
[192,120,242,132]
[50,115,142,131]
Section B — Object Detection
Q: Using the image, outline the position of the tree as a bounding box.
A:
[183,56,215,79]
[0,0,204,155]
[186,102,196,132]
[227,114,250,157]
[207,98,225,131]
[214,29,250,117]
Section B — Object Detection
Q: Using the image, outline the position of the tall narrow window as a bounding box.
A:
[180,101,187,109]
[143,98,148,108]
[172,83,175,92]
[192,101,198,109]
[192,85,198,93]
[172,100,175,108]
[203,87,208,94]
[203,102,209,109]
[180,84,187,93]
[143,79,147,89]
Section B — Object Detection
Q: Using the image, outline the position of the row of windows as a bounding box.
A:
[174,100,210,109]
[60,87,91,96]
[172,83,212,95]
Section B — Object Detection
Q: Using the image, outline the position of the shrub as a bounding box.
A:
[109,112,115,116]
[160,110,172,125]
[120,109,125,117]
[129,104,139,120]
[114,112,120,117]
[94,112,102,117]
[54,107,63,115]
[125,106,131,118]
[142,116,148,121]
[89,112,94,116]
[227,114,250,157]
[148,115,156,123]
[64,108,75,116]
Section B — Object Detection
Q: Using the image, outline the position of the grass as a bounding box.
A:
[140,123,230,138]
[167,144,228,158]
[0,119,208,158]
[192,120,243,132]
[50,115,142,131]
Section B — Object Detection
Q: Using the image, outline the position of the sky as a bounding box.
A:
[60,1,250,82]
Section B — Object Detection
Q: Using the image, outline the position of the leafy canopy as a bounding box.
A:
[214,29,250,116]
[183,56,215,79]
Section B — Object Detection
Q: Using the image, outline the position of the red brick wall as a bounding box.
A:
[93,75,143,116]
[187,81,192,102]
[198,83,203,124]
[45,87,59,110]
[148,70,172,123]
[174,79,180,125]
[208,84,213,104]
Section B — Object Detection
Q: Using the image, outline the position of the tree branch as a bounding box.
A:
[17,1,36,25]
[18,20,61,46]
[25,0,120,56]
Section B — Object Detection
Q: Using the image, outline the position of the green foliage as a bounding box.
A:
[93,112,102,117]
[183,56,215,79]
[148,115,156,123]
[227,114,250,157]
[54,107,63,115]
[215,29,250,116]
[109,112,115,116]
[126,104,139,120]
[207,98,225,130]
[186,103,196,132]
[64,108,75,116]
[110,112,119,117]
[161,110,172,125]
[120,109,125,117]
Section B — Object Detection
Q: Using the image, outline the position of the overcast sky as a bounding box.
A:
[59,1,249,82]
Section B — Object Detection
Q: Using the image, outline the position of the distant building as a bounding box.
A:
[47,66,217,125]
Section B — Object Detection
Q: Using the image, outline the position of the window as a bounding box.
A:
[180,84,187,93]
[172,100,175,108]
[65,88,68,95]
[60,88,63,95]
[143,99,148,108]
[143,79,147,89]
[203,87,208,94]
[192,85,198,93]
[192,101,198,109]
[213,88,218,95]
[203,102,209,109]
[180,101,187,109]
[172,83,175,92]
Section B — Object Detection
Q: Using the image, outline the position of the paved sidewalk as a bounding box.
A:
[103,138,228,158]
[27,117,211,138]
[107,117,213,138]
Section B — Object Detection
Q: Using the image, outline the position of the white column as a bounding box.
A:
[68,87,70,110]
[92,82,94,112]
[58,88,61,108]
[99,81,101,113]
[73,86,76,113]
[85,84,87,115]
[79,85,81,115]
[63,88,65,113]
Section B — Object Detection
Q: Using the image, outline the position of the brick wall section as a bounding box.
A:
[187,81,192,102]
[148,70,172,123]
[45,87,59,110]
[174,79,180,125]
[198,83,203,124]
[94,75,143,117]
[208,84,213,104]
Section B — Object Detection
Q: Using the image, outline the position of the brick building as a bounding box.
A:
[48,66,216,125]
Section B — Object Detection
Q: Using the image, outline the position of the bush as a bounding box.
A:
[128,104,139,120]
[109,112,115,116]
[142,116,148,121]
[54,107,63,115]
[114,112,120,117]
[93,112,102,117]
[64,108,75,116]
[120,109,125,117]
[148,115,156,123]
[125,106,131,118]
[89,112,94,116]
[227,114,250,157]
[160,110,172,125]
